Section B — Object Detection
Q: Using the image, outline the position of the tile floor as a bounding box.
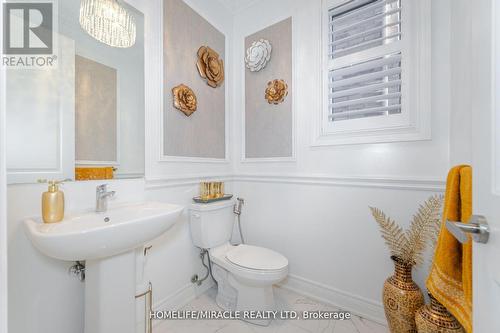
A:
[155,287,389,333]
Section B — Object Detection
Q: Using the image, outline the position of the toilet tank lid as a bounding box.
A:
[190,200,235,212]
[226,245,288,271]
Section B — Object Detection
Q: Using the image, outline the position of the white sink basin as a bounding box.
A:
[24,201,184,261]
[24,200,183,333]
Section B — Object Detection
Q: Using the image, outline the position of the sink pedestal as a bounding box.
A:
[85,249,137,333]
[23,202,184,333]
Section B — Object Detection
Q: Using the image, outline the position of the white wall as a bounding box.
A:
[0,2,9,331]
[6,1,234,332]
[230,0,454,323]
[0,83,7,333]
[6,35,76,184]
[232,0,450,179]
[7,178,232,333]
[449,0,473,166]
[139,0,235,318]
[8,180,143,333]
[6,0,474,331]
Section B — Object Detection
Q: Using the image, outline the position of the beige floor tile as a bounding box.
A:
[333,319,360,333]
[274,287,326,332]
[351,316,389,333]
[156,286,388,333]
[155,318,228,333]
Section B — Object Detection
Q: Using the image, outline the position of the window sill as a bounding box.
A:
[311,123,431,146]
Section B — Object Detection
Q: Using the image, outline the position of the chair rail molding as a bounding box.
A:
[143,172,445,191]
[233,173,446,191]
[145,173,234,189]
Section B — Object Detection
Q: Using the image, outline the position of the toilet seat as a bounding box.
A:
[209,243,288,284]
[226,245,288,271]
[208,243,288,322]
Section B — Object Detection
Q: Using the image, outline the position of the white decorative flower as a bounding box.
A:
[245,39,272,72]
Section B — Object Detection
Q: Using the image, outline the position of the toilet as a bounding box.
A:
[189,200,288,326]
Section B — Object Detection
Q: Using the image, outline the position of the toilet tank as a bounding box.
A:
[189,200,235,249]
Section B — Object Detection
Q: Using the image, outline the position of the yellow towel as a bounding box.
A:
[426,165,472,332]
[75,167,114,181]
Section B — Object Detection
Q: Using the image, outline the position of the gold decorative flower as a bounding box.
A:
[196,46,224,88]
[265,79,288,105]
[172,84,197,116]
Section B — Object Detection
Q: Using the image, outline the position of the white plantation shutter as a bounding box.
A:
[328,0,402,122]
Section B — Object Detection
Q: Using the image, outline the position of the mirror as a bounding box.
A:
[6,0,145,184]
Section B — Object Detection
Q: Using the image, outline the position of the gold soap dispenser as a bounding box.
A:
[39,179,68,223]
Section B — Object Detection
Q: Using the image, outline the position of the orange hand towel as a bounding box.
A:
[426,165,472,332]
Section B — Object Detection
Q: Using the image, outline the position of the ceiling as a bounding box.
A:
[215,0,258,13]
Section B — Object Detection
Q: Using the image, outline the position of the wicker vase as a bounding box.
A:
[383,256,424,333]
[415,294,465,333]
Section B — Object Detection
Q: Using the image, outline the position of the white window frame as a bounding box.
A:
[313,0,431,146]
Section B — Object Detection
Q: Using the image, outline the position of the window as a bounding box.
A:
[329,0,402,122]
[316,0,431,146]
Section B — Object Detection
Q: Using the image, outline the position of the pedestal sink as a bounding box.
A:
[24,201,184,333]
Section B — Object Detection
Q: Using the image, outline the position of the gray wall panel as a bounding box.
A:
[163,0,226,158]
[75,55,117,162]
[245,17,293,159]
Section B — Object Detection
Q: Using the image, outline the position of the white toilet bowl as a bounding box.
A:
[209,243,288,326]
[189,200,289,326]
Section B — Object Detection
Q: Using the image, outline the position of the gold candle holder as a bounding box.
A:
[214,182,224,198]
[199,181,225,201]
[218,182,224,198]
[209,182,217,199]
[200,182,211,201]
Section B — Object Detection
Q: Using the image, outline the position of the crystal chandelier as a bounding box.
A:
[79,0,136,48]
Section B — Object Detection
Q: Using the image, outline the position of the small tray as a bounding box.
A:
[193,194,233,204]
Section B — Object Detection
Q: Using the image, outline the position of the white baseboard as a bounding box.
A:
[151,279,215,327]
[149,274,387,327]
[279,274,387,326]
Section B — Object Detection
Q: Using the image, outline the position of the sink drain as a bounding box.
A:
[104,217,110,223]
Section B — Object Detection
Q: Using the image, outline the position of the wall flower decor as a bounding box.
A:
[172,84,197,116]
[245,39,272,72]
[265,79,288,105]
[196,46,224,88]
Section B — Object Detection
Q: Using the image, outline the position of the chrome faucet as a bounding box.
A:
[96,184,115,213]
